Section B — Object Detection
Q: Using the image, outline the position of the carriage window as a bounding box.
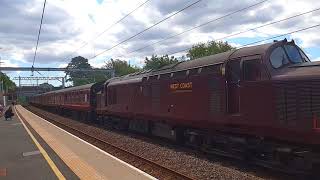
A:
[243,60,261,81]
[270,47,289,68]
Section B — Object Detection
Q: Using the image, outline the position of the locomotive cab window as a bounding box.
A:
[284,45,304,63]
[227,60,241,83]
[270,45,309,69]
[243,59,262,81]
[299,49,310,62]
[270,47,289,68]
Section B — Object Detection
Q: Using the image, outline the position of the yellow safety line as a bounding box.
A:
[14,107,66,180]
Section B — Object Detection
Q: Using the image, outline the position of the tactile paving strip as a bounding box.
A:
[16,106,105,180]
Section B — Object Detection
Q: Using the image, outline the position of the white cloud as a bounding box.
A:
[88,59,105,68]
[0,59,18,67]
[0,0,320,69]
[58,63,68,68]
[314,57,320,62]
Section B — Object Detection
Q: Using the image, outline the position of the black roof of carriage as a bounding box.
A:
[38,83,94,96]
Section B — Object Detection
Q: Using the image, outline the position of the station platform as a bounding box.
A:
[0,105,155,180]
[0,106,76,180]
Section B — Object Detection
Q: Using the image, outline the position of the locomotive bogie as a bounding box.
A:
[150,122,177,141]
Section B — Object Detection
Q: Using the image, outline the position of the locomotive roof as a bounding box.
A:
[169,42,274,72]
[38,41,280,92]
[33,40,285,95]
[110,41,276,83]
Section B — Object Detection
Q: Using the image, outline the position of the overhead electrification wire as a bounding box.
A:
[238,24,320,48]
[89,0,203,59]
[167,23,320,56]
[165,7,320,55]
[63,0,151,61]
[127,0,269,55]
[32,0,47,68]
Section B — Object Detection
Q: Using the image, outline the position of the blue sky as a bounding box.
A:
[96,0,104,5]
[1,0,320,87]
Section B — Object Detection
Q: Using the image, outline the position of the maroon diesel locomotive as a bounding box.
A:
[29,39,320,173]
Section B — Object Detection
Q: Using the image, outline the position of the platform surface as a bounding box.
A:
[0,106,77,180]
[15,105,155,180]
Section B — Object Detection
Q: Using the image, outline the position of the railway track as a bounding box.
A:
[25,106,308,180]
[23,106,194,180]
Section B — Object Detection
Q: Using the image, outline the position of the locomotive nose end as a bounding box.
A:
[273,62,320,81]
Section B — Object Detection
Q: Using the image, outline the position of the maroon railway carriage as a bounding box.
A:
[30,83,103,120]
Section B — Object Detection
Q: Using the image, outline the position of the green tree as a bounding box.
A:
[91,70,109,82]
[105,59,140,77]
[144,54,178,70]
[187,41,234,60]
[65,56,92,86]
[0,72,16,91]
[65,56,107,86]
[39,82,54,92]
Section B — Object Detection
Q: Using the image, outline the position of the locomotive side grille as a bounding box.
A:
[298,82,313,120]
[208,78,223,114]
[209,91,222,114]
[275,85,286,124]
[151,84,160,112]
[275,80,320,127]
[285,84,298,124]
[311,81,320,117]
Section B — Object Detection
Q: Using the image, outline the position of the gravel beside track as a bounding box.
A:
[26,106,293,180]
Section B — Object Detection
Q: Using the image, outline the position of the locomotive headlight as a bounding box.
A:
[220,65,226,76]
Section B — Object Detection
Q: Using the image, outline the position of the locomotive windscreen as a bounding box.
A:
[270,44,310,69]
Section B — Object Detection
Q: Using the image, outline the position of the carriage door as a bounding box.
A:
[226,59,241,114]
